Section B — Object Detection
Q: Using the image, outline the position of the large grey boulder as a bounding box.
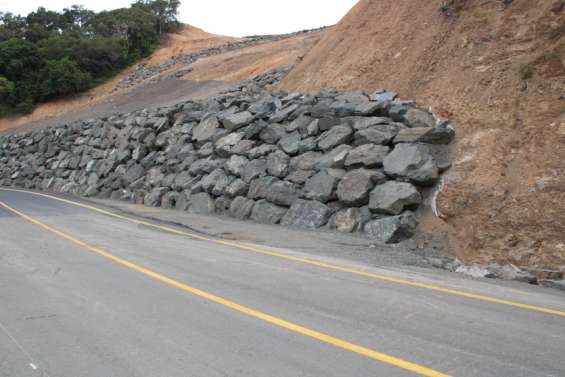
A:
[266,150,290,178]
[289,151,322,171]
[193,116,220,143]
[402,108,436,128]
[201,169,229,193]
[251,200,288,224]
[344,144,390,168]
[144,187,169,207]
[249,177,300,206]
[317,126,352,151]
[189,192,215,214]
[336,169,386,206]
[353,124,400,146]
[328,207,371,233]
[229,196,255,220]
[225,155,249,177]
[285,169,315,184]
[241,159,268,183]
[383,144,438,185]
[303,169,343,203]
[225,178,248,197]
[394,126,455,145]
[364,211,418,244]
[315,145,351,169]
[281,199,332,230]
[220,111,254,131]
[369,181,422,215]
[278,132,301,155]
[124,164,146,184]
[259,123,287,144]
[215,132,244,157]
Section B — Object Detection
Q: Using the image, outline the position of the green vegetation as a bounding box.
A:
[0,1,181,116]
[519,63,535,81]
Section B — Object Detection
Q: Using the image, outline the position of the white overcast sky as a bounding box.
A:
[0,0,358,37]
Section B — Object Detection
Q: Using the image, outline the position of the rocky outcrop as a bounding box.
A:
[0,81,453,244]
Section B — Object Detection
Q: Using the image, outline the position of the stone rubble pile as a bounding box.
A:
[0,79,454,244]
[114,27,327,91]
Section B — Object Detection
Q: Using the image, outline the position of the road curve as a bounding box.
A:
[0,189,564,377]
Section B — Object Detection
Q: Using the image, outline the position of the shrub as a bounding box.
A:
[519,64,535,81]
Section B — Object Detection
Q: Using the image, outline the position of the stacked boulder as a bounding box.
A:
[0,85,453,244]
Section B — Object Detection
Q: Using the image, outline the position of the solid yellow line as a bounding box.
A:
[0,200,449,377]
[2,188,565,318]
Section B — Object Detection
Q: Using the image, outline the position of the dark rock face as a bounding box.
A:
[0,75,453,244]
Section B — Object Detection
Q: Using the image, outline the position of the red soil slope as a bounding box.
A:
[280,0,565,271]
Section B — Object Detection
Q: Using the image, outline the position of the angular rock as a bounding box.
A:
[344,144,390,168]
[317,126,352,151]
[193,116,220,143]
[225,178,248,197]
[124,164,146,184]
[225,155,249,177]
[289,151,322,171]
[229,196,255,220]
[383,144,438,185]
[250,200,288,224]
[249,177,300,206]
[364,211,418,244]
[220,111,254,131]
[281,199,332,230]
[241,159,267,183]
[328,207,370,233]
[144,187,169,207]
[259,123,287,144]
[278,132,301,155]
[285,169,315,184]
[369,181,422,215]
[315,145,351,169]
[336,169,386,206]
[189,192,215,214]
[402,108,436,128]
[266,150,290,178]
[353,124,401,146]
[303,169,343,203]
[394,126,455,145]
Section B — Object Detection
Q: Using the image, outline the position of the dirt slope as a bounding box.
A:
[280,0,565,271]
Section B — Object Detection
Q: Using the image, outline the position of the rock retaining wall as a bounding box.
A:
[0,75,454,244]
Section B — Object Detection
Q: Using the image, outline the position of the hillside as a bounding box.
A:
[280,0,565,271]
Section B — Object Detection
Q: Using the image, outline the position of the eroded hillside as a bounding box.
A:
[279,0,565,271]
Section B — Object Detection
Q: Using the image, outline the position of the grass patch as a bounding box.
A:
[519,64,535,81]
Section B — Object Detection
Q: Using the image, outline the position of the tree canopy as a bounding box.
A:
[0,0,181,116]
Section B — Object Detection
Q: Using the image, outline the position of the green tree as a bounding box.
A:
[40,58,91,99]
[0,76,15,100]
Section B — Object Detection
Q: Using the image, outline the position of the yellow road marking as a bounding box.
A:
[1,188,565,318]
[0,200,450,377]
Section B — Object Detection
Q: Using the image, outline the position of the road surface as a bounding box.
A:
[0,188,564,377]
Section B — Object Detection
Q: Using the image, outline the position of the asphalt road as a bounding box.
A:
[0,189,564,377]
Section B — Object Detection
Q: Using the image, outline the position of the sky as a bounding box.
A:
[0,0,358,37]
